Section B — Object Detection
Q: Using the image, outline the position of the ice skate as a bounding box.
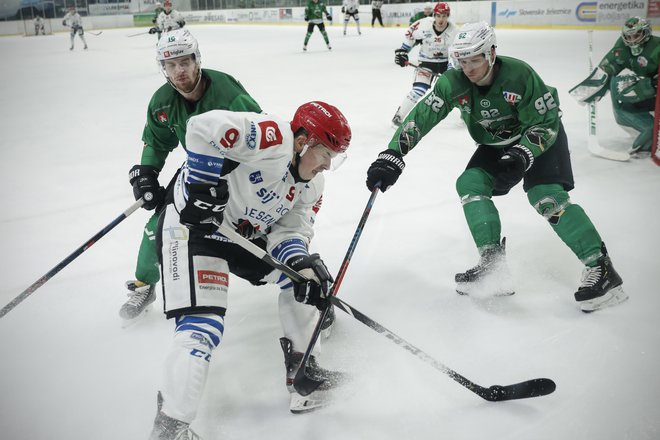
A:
[280,337,348,414]
[119,280,156,323]
[455,238,515,297]
[149,391,201,440]
[574,243,627,313]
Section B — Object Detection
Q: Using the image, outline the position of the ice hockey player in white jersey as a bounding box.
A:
[148,102,352,439]
[391,2,457,126]
[33,14,45,35]
[156,0,185,34]
[62,7,87,50]
[342,0,361,36]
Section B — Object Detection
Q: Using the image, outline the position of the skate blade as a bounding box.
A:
[456,283,515,297]
[580,286,628,313]
[120,303,154,328]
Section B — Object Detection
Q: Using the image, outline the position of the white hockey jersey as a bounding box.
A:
[342,0,359,14]
[62,12,83,28]
[157,9,185,32]
[401,18,457,64]
[174,110,324,262]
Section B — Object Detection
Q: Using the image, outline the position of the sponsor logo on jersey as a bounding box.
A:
[637,56,648,67]
[256,187,280,204]
[502,91,522,105]
[197,270,229,286]
[258,121,283,149]
[157,111,168,123]
[246,121,257,150]
[480,99,491,108]
[249,171,263,184]
[312,195,323,213]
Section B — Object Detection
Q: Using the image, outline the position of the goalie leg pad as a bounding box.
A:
[161,313,224,423]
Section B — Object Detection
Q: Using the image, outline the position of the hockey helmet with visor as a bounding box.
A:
[291,101,352,170]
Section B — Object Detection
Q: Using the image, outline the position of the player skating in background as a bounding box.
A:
[121,29,262,323]
[149,2,164,41]
[33,14,45,35]
[371,0,384,28]
[367,22,627,313]
[392,2,456,126]
[303,0,332,51]
[570,17,660,156]
[155,0,185,35]
[342,0,361,36]
[149,102,352,439]
[62,7,87,50]
[409,2,433,25]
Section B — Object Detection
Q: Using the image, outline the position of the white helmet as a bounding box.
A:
[424,2,433,11]
[157,28,201,65]
[449,22,497,67]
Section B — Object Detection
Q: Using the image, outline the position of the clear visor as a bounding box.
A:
[301,139,347,171]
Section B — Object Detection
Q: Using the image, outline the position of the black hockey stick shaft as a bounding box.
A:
[128,31,150,37]
[293,186,380,396]
[216,205,555,401]
[0,199,145,319]
[329,296,556,401]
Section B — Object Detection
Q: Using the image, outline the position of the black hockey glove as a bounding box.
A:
[233,218,258,239]
[177,20,185,27]
[179,181,229,235]
[62,20,66,26]
[493,146,534,194]
[341,6,345,13]
[287,254,333,311]
[327,15,332,23]
[148,27,158,34]
[366,149,405,192]
[128,165,166,210]
[394,49,409,67]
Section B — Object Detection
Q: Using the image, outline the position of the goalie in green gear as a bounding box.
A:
[570,17,660,153]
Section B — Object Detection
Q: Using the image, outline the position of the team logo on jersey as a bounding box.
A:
[249,171,263,184]
[258,121,283,149]
[503,91,522,105]
[480,99,491,108]
[246,122,257,150]
[458,95,469,106]
[637,56,648,67]
[197,270,229,287]
[157,111,168,123]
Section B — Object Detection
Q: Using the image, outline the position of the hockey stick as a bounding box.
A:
[0,198,145,319]
[127,30,150,37]
[586,30,630,162]
[87,30,103,36]
[215,213,556,402]
[293,186,380,396]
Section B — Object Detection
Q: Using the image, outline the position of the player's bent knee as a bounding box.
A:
[456,168,494,201]
[528,184,572,225]
[174,313,225,354]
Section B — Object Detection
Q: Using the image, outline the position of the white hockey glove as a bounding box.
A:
[569,67,609,105]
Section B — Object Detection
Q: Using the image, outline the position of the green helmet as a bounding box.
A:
[622,17,651,56]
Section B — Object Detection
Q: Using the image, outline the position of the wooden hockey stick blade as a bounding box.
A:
[329,296,557,401]
[588,136,630,161]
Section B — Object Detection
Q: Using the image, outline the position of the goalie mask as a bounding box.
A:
[622,17,651,56]
[156,29,202,93]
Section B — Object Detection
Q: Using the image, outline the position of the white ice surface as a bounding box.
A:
[0,24,659,440]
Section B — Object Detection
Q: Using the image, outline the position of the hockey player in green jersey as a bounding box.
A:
[409,2,433,25]
[570,17,660,154]
[121,29,262,322]
[303,0,333,51]
[366,22,627,313]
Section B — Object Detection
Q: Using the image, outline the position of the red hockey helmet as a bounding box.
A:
[291,101,352,154]
[434,2,450,15]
